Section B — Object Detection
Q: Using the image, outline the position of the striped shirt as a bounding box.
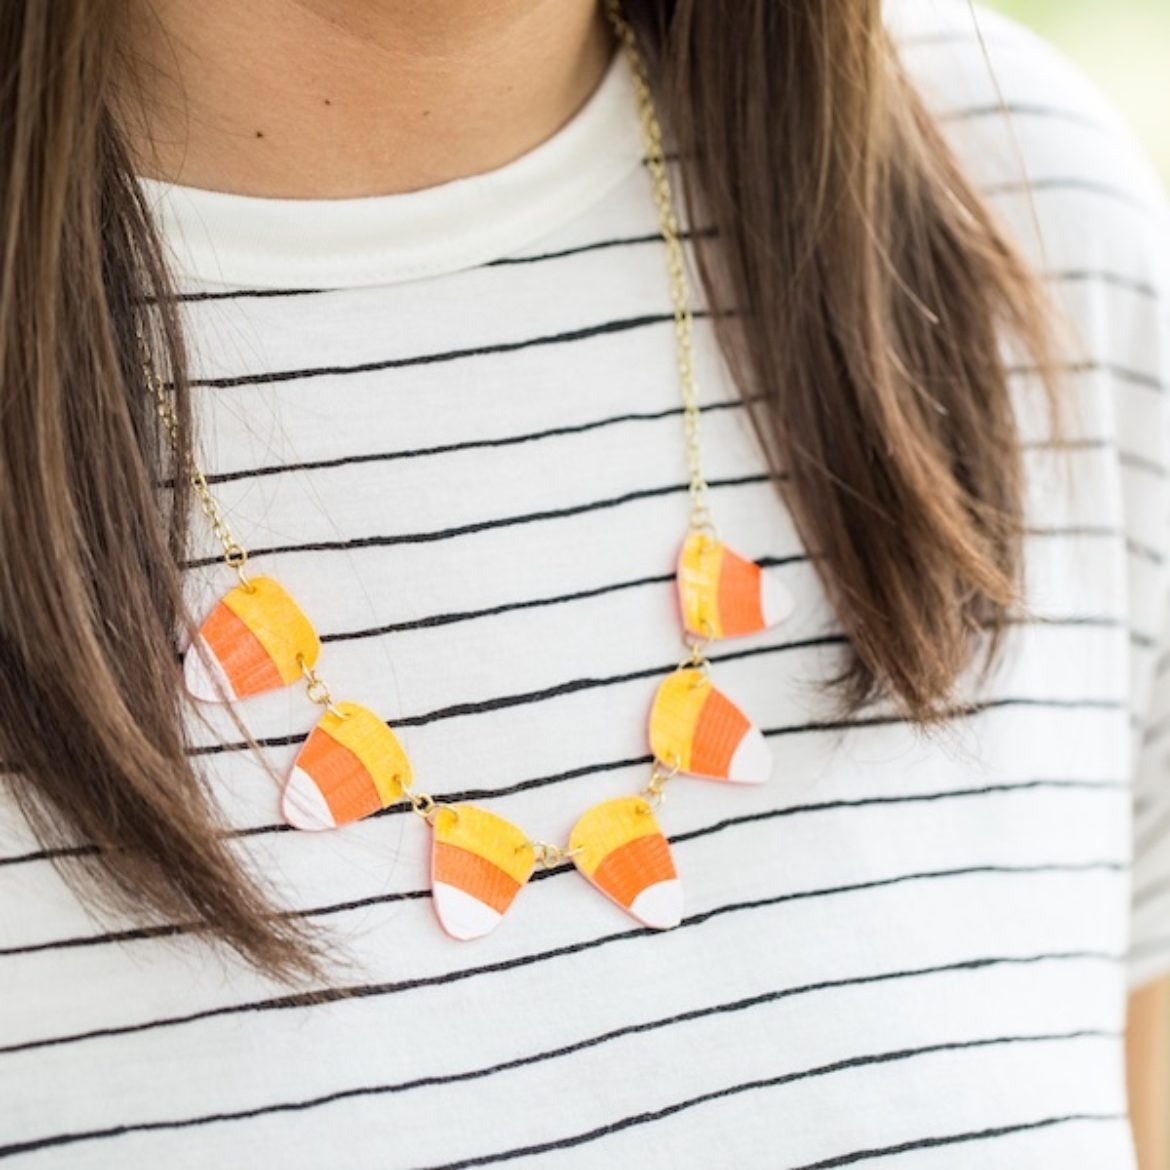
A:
[3,2,1170,1166]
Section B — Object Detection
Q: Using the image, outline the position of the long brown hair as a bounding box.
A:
[0,0,1055,976]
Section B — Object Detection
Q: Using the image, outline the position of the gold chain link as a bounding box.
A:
[527,841,584,870]
[606,0,711,534]
[407,789,444,825]
[295,653,351,720]
[136,325,254,587]
[640,756,681,810]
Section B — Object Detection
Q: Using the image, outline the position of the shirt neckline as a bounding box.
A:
[137,49,641,291]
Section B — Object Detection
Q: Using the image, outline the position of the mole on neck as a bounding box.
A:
[116,0,613,198]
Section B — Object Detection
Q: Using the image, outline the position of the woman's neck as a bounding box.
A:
[118,0,611,197]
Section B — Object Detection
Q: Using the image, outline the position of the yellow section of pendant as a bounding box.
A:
[677,532,794,640]
[648,668,709,774]
[678,531,725,638]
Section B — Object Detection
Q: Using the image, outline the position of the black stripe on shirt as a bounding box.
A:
[1046,269,1161,300]
[0,674,1128,866]
[488,227,715,266]
[788,1113,1125,1170]
[189,629,841,755]
[941,103,1106,131]
[985,176,1160,217]
[184,423,1160,500]
[0,776,1125,958]
[189,310,701,389]
[182,472,773,569]
[312,585,1124,649]
[186,299,1163,391]
[194,421,1162,496]
[415,1038,1120,1170]
[153,223,714,305]
[200,399,746,486]
[1009,360,1165,394]
[187,616,1124,757]
[318,552,800,643]
[0,1007,1118,1159]
[0,860,1126,1057]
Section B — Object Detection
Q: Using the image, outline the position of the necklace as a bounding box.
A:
[144,0,794,942]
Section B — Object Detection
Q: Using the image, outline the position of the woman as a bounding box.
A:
[0,0,1167,1166]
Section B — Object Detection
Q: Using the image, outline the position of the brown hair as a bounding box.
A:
[0,0,1055,975]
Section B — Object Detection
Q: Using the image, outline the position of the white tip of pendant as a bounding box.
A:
[728,725,773,785]
[183,636,235,703]
[629,878,684,930]
[281,767,337,832]
[433,882,504,941]
[761,574,796,628]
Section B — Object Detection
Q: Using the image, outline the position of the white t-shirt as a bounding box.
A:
[3,3,1170,1167]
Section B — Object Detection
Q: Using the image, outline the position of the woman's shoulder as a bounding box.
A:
[887,0,1169,289]
[886,0,1150,139]
[889,2,1170,447]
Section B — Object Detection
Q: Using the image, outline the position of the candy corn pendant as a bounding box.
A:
[569,796,683,929]
[282,702,412,830]
[649,667,772,784]
[430,805,536,940]
[184,576,320,702]
[677,531,793,640]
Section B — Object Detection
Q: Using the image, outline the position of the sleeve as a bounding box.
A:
[1132,604,1170,990]
[1126,192,1170,992]
[894,1,1170,989]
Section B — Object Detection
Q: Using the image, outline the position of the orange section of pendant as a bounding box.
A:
[197,600,283,698]
[689,684,752,777]
[591,832,676,911]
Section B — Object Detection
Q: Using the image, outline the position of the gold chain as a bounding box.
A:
[138,329,253,588]
[608,0,712,808]
[606,0,711,535]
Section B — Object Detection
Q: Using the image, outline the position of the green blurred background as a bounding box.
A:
[989,0,1169,182]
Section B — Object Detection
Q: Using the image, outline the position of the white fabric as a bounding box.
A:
[2,2,1169,1167]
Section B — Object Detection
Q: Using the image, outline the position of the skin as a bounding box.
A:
[118,0,611,196]
[118,1,1169,1161]
[1129,979,1170,1170]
